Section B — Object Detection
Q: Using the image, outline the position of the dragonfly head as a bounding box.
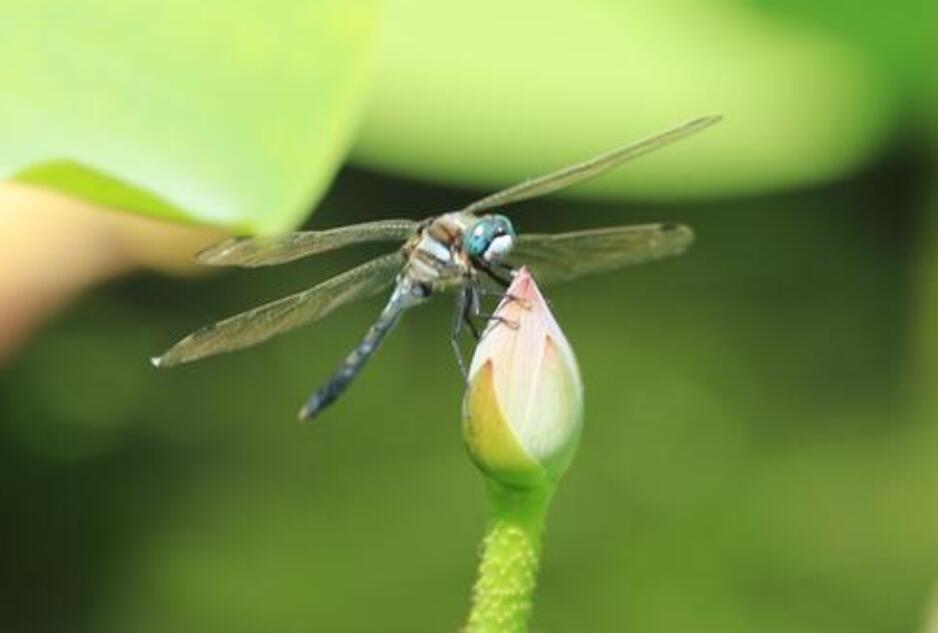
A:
[464,214,516,263]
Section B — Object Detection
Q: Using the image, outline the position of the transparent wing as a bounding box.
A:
[460,116,721,215]
[152,252,404,367]
[197,219,419,268]
[506,223,694,284]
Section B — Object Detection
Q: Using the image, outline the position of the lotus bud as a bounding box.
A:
[462,267,583,488]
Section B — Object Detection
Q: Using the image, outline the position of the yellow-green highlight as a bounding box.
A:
[463,360,549,490]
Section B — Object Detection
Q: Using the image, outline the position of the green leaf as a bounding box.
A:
[1,1,378,235]
[352,0,897,201]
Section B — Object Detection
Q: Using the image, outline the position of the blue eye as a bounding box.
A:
[464,219,496,257]
[464,215,516,259]
[494,215,515,238]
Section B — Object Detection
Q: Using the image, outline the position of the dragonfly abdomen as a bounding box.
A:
[298,281,422,420]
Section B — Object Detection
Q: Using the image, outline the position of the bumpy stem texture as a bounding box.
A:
[465,481,553,633]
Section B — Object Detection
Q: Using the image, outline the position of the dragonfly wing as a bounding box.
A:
[152,251,404,367]
[460,116,721,215]
[197,219,419,267]
[506,223,693,284]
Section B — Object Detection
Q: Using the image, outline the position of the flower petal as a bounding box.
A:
[463,268,583,484]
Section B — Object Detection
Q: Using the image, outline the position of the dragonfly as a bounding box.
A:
[152,115,721,420]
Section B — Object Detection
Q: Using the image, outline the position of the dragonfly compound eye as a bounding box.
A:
[464,218,497,258]
[484,215,516,262]
[464,215,516,262]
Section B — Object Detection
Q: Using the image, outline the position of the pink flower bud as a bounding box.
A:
[463,268,583,487]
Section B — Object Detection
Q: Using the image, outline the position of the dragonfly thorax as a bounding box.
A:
[402,212,514,289]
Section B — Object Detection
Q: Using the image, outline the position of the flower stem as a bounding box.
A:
[465,479,555,633]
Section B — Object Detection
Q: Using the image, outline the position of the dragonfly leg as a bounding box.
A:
[450,287,473,380]
[463,283,487,340]
[471,266,531,310]
[478,262,513,289]
[481,270,547,311]
[476,289,530,310]
[479,314,520,330]
[475,284,518,300]
[469,284,521,330]
[464,313,482,341]
[449,338,468,381]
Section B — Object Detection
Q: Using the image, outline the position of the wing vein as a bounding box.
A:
[197,219,418,267]
[460,115,720,215]
[152,252,404,366]
[507,223,694,284]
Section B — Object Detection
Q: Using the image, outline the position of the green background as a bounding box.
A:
[3,0,938,631]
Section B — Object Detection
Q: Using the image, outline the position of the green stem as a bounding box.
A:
[465,479,555,633]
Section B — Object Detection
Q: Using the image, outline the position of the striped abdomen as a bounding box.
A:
[298,280,423,420]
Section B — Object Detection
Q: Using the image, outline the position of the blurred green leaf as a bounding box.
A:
[751,0,933,95]
[1,1,378,234]
[353,0,897,201]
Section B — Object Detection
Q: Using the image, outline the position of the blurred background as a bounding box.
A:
[2,1,938,631]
